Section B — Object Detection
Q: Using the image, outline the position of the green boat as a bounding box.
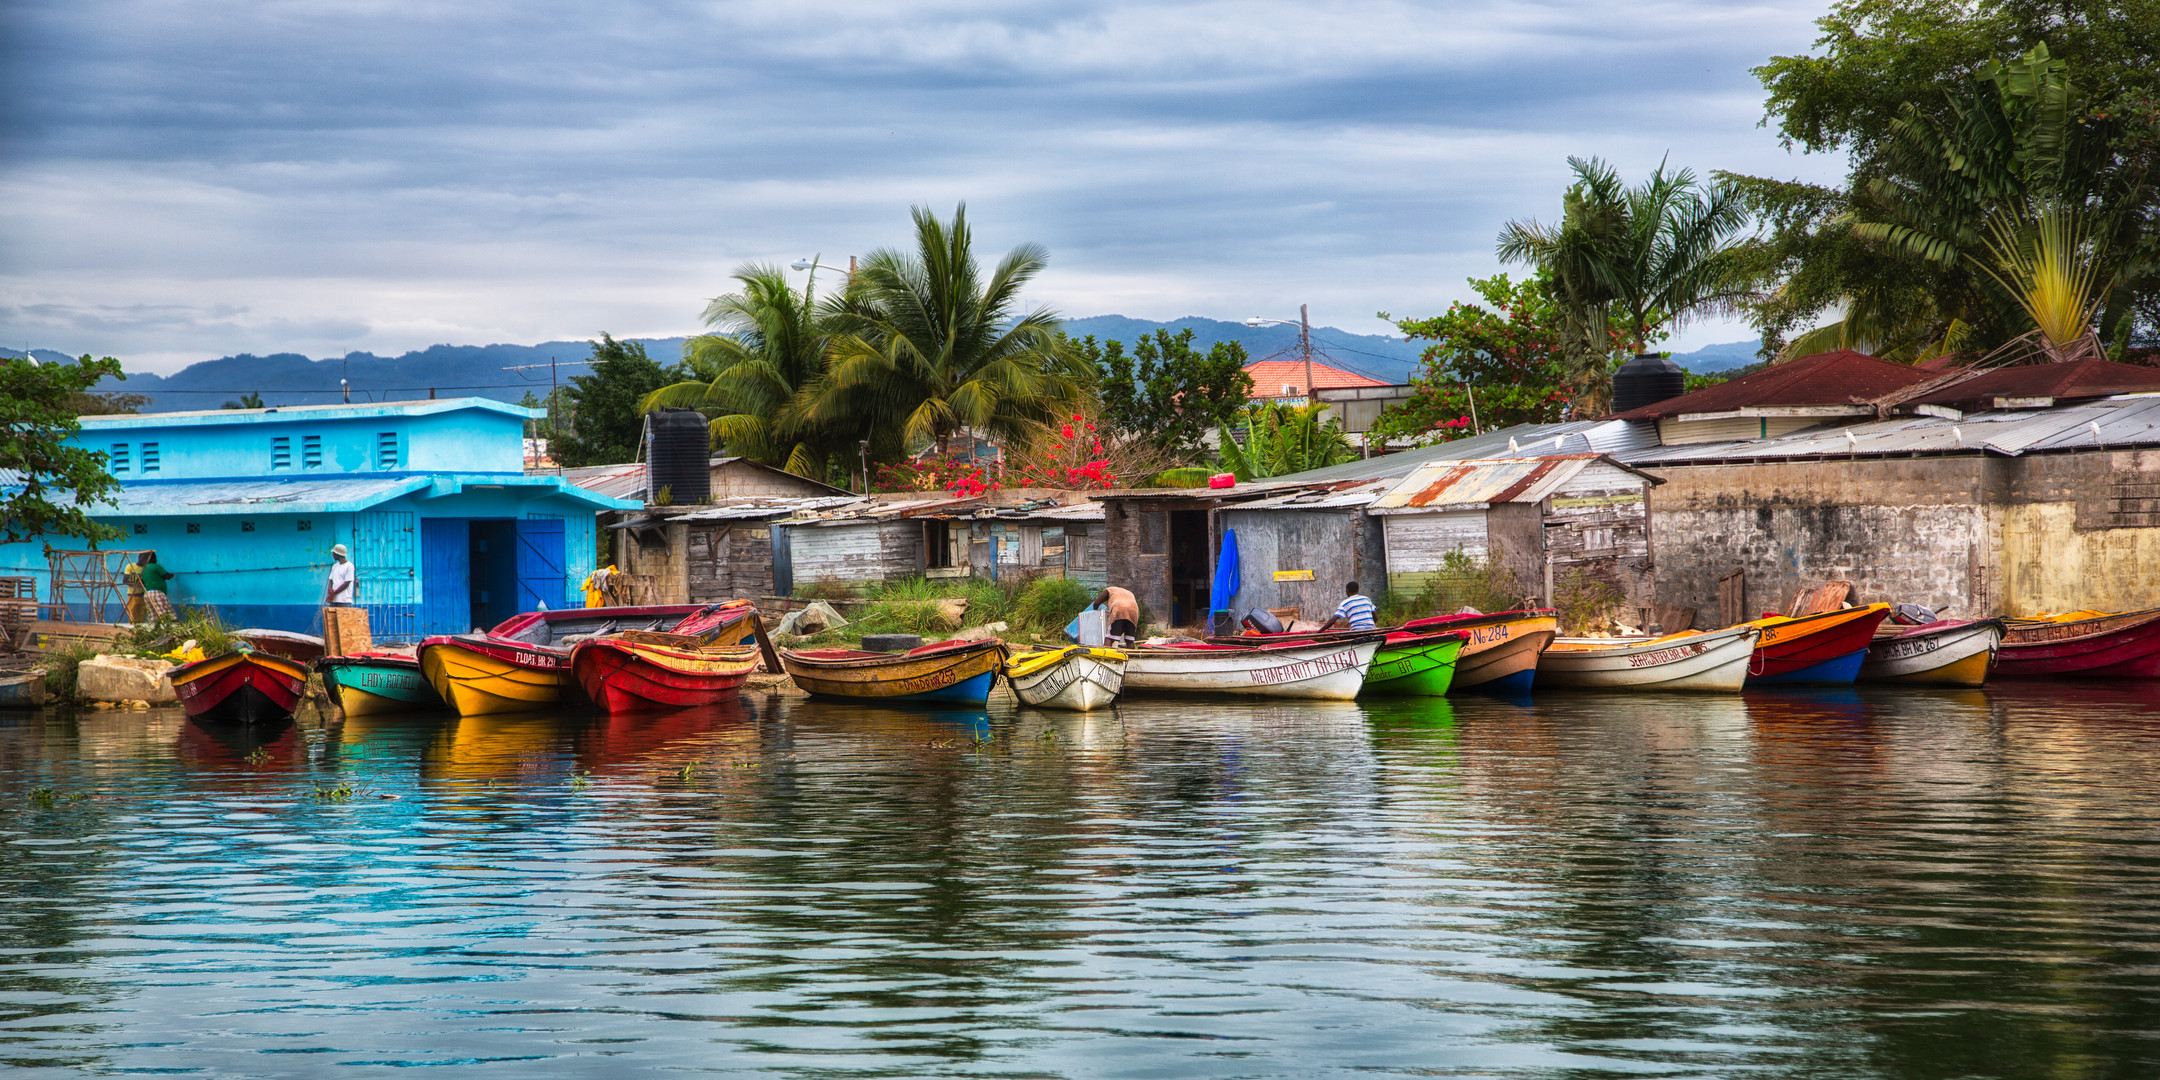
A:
[316,653,446,716]
[1358,631,1465,697]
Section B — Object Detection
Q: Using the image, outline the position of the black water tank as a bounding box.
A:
[647,409,711,505]
[1612,353,1687,412]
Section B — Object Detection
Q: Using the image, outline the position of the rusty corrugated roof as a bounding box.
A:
[1370,455,1605,511]
[1608,350,1933,421]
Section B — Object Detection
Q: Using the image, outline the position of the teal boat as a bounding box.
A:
[1358,631,1466,697]
[317,653,446,716]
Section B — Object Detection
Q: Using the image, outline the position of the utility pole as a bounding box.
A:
[1299,303,1315,405]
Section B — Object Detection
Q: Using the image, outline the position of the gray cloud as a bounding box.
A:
[1,0,1839,371]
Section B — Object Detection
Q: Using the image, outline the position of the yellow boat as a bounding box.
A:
[418,635,573,715]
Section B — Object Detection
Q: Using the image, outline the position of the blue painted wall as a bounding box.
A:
[1,399,624,638]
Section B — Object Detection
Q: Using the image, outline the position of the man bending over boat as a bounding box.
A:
[1322,581,1376,631]
[1092,586,1140,646]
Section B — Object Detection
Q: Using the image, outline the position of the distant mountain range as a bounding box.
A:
[6,321,1765,412]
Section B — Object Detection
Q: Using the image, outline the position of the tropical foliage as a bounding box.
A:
[553,335,685,468]
[1497,157,1756,412]
[643,266,838,474]
[1740,5,2160,361]
[807,204,1088,461]
[1079,329,1253,456]
[1,354,126,544]
[1216,402,1354,481]
[1372,273,1631,442]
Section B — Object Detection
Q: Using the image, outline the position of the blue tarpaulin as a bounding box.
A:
[1210,528,1240,616]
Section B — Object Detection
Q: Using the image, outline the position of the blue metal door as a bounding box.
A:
[419,518,470,635]
[515,517,567,612]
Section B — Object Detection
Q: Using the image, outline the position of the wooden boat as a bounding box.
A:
[1540,625,1761,692]
[417,603,736,716]
[317,652,445,715]
[779,638,1007,705]
[1860,619,2002,686]
[0,672,49,709]
[1003,646,1126,711]
[1995,607,2160,679]
[170,648,310,725]
[1359,631,1466,697]
[1742,603,1893,685]
[237,628,325,663]
[1122,634,1382,701]
[1399,610,1559,692]
[569,631,762,713]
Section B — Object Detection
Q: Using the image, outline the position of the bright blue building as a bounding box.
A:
[1,398,637,638]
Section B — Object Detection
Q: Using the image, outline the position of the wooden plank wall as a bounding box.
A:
[1543,466,1655,613]
[685,522,778,603]
[1380,510,1488,592]
[1218,508,1380,619]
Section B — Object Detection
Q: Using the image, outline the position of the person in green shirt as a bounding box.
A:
[137,551,176,620]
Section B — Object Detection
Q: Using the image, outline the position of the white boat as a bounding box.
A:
[1860,619,2002,686]
[1121,636,1381,701]
[1003,647,1127,711]
[1538,625,1762,692]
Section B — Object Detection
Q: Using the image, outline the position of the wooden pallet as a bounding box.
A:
[22,619,123,655]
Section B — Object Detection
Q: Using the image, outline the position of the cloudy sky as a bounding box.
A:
[2,0,1845,374]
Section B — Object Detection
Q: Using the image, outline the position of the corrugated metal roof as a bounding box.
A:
[1617,392,2160,465]
[1904,359,2160,407]
[70,475,431,515]
[1608,350,1930,421]
[671,496,868,521]
[1371,455,1609,512]
[1220,480,1396,510]
[1264,419,1657,485]
[558,462,649,500]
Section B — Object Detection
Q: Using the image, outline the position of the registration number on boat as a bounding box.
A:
[1627,643,1706,668]
[1876,636,1942,661]
[1250,648,1358,686]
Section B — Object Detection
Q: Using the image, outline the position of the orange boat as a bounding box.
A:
[570,631,763,713]
[1742,603,1893,685]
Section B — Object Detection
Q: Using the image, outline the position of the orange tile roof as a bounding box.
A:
[1243,359,1390,398]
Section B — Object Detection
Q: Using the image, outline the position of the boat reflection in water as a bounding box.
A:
[175,714,304,773]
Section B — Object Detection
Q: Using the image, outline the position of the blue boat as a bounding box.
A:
[1746,647,1868,686]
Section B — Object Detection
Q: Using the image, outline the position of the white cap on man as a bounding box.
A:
[331,544,349,559]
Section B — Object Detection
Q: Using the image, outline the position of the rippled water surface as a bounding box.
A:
[4,683,2160,1077]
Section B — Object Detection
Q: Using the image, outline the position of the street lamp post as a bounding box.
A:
[790,255,857,292]
[1244,304,1315,405]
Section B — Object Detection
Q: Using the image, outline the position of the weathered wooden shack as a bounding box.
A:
[609,496,865,605]
[1096,487,1296,629]
[773,497,981,594]
[1213,482,1391,621]
[919,501,1108,590]
[1368,455,1661,613]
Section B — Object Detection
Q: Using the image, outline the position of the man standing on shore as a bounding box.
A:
[324,544,356,606]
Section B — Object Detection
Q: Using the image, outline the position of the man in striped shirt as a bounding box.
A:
[1324,581,1376,630]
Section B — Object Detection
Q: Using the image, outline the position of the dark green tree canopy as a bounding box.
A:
[550,335,684,468]
[2,355,127,545]
[1080,329,1252,458]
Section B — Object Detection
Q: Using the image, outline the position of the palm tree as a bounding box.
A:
[642,265,834,475]
[1497,156,1756,410]
[804,204,1086,459]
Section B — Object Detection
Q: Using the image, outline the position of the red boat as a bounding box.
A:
[1995,608,2160,679]
[170,649,311,725]
[1741,604,1893,684]
[570,631,764,713]
[417,602,758,715]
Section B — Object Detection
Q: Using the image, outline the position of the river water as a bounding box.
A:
[3,684,2158,1078]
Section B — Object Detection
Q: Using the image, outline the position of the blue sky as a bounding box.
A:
[2,0,1845,373]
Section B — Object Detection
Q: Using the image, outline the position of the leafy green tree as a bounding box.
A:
[222,392,265,410]
[1216,402,1353,481]
[550,335,683,468]
[808,204,1087,460]
[1739,41,2159,360]
[1371,274,1588,442]
[642,265,838,475]
[1497,157,1754,412]
[1078,329,1252,459]
[2,355,127,544]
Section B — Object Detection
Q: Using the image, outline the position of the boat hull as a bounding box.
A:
[171,651,309,725]
[1540,626,1761,692]
[570,634,759,713]
[1747,647,1868,686]
[418,636,572,715]
[1123,638,1381,701]
[1995,608,2160,679]
[1359,634,1463,697]
[0,673,50,709]
[1005,648,1127,711]
[780,640,1007,705]
[1861,620,2002,686]
[318,654,445,715]
[1746,605,1892,685]
[1453,628,1557,692]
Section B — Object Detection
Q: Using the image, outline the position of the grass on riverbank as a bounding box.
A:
[787,575,1095,648]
